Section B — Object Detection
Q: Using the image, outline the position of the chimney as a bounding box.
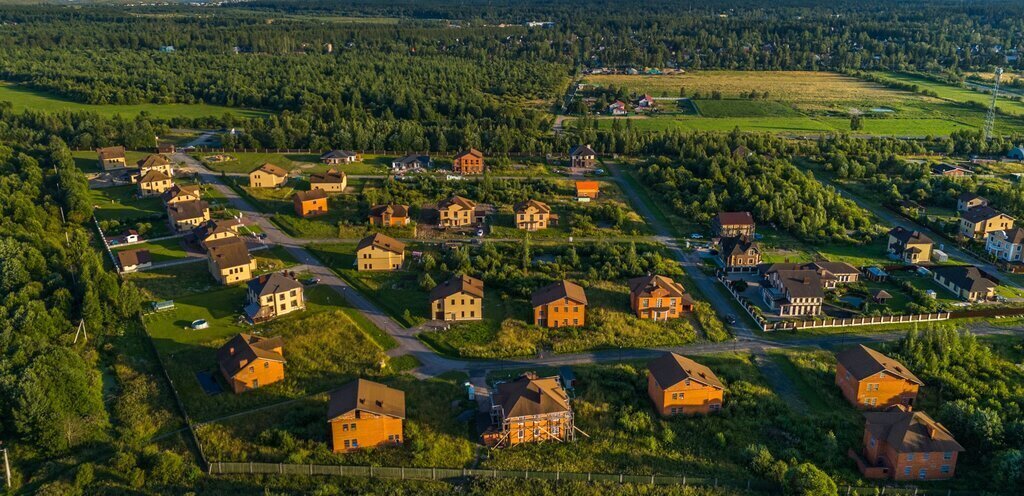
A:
[928,426,938,439]
[803,276,810,284]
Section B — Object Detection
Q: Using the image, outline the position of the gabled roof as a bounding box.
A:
[575,180,600,192]
[393,154,430,166]
[294,189,329,202]
[531,280,587,307]
[493,374,571,419]
[369,204,409,218]
[962,205,1010,224]
[957,192,987,203]
[872,289,893,300]
[864,410,964,454]
[931,163,969,175]
[161,184,200,202]
[192,218,242,240]
[714,211,755,227]
[320,150,357,159]
[932,265,998,293]
[454,148,484,160]
[888,226,933,246]
[137,154,170,169]
[248,272,303,298]
[328,378,406,421]
[628,274,685,299]
[569,144,596,157]
[167,200,210,221]
[773,269,825,299]
[430,274,484,301]
[718,235,759,257]
[514,199,551,214]
[761,261,859,280]
[139,169,171,184]
[356,232,405,254]
[117,249,151,267]
[310,169,346,184]
[251,162,288,178]
[994,226,1024,244]
[206,236,252,270]
[96,146,126,160]
[836,345,923,386]
[438,195,477,211]
[647,352,724,390]
[217,333,285,378]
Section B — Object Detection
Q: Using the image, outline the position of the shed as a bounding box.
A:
[559,366,577,391]
[152,300,175,312]
[865,266,889,282]
[871,289,893,304]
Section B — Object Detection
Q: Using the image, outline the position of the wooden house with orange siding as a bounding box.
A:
[531,280,587,328]
[646,352,724,416]
[453,148,485,174]
[835,345,922,409]
[216,334,286,394]
[328,379,405,452]
[294,189,329,218]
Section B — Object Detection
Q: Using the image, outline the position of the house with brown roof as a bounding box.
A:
[293,189,329,218]
[956,192,988,213]
[959,205,1014,240]
[531,280,587,328]
[136,154,173,178]
[309,168,348,193]
[453,149,485,174]
[931,163,970,177]
[157,143,175,155]
[718,235,761,271]
[514,199,556,231]
[248,163,288,188]
[761,267,824,317]
[852,409,964,481]
[575,181,600,200]
[206,237,256,285]
[569,144,597,168]
[438,195,482,228]
[161,184,201,205]
[483,373,576,448]
[192,219,243,250]
[391,154,431,172]
[356,233,405,271]
[761,261,860,289]
[835,345,923,409]
[167,200,211,232]
[712,212,755,237]
[646,353,724,416]
[429,274,483,321]
[138,170,173,196]
[328,379,405,452]
[116,248,152,273]
[887,227,933,264]
[932,265,997,302]
[217,334,286,394]
[96,146,127,170]
[245,272,305,323]
[320,150,360,165]
[628,274,695,320]
[368,204,410,227]
[985,226,1024,265]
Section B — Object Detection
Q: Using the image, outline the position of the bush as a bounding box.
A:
[783,462,837,496]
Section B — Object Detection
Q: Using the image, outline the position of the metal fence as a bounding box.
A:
[208,461,769,490]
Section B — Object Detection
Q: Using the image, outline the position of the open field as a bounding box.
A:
[579,71,1024,135]
[0,82,270,119]
[195,152,391,175]
[113,237,191,263]
[872,72,1024,116]
[90,184,166,222]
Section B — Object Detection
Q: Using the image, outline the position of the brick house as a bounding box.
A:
[718,235,761,271]
[328,379,405,452]
[293,189,329,218]
[760,267,824,317]
[835,345,922,409]
[368,204,411,227]
[248,163,288,188]
[244,272,305,323]
[429,274,484,321]
[483,373,576,448]
[712,211,756,237]
[646,352,724,416]
[531,280,588,328]
[569,144,597,168]
[217,334,286,394]
[514,199,556,231]
[453,148,485,174]
[852,408,964,481]
[627,274,695,320]
[355,233,405,271]
[136,154,173,178]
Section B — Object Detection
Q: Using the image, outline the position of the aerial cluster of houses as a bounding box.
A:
[605,94,658,116]
[953,192,1024,273]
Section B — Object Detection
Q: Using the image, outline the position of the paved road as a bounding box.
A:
[168,137,1022,379]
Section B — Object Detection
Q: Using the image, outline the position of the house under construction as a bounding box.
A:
[482,372,586,448]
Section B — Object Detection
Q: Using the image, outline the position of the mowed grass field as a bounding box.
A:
[194,151,390,175]
[0,82,270,120]
[579,71,1024,136]
[873,72,1024,116]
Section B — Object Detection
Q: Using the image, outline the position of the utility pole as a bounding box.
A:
[2,442,11,489]
[984,67,1004,141]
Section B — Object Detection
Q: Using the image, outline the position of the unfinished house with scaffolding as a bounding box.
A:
[482,372,585,448]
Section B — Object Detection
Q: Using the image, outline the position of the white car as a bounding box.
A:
[690,233,703,239]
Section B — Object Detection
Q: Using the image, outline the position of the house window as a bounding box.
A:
[350,423,356,430]
[943,451,952,460]
[906,453,914,461]
[518,430,524,439]
[343,424,349,431]
[552,425,560,435]
[684,379,691,386]
[351,440,358,448]
[922,453,930,461]
[941,465,950,474]
[904,467,911,477]
[249,366,254,373]
[264,362,269,368]
[869,437,876,447]
[343,440,350,448]
[709,403,720,411]
[918,469,927,479]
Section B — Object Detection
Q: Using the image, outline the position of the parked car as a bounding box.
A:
[725,315,737,325]
[303,277,321,285]
[690,233,702,239]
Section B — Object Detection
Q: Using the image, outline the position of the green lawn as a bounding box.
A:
[195,152,390,175]
[813,238,893,268]
[0,82,270,120]
[125,263,219,301]
[74,149,152,173]
[873,72,1024,116]
[113,237,191,263]
[90,185,166,222]
[694,99,802,117]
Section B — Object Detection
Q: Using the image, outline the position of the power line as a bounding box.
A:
[984,67,1004,141]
